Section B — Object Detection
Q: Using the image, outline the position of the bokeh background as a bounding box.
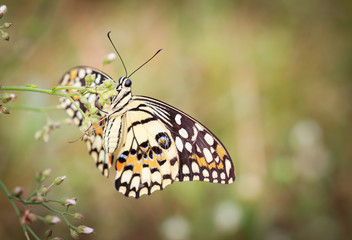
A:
[1,0,351,239]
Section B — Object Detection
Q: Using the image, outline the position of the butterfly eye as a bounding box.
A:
[124,79,132,87]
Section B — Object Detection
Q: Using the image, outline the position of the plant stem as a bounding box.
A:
[7,105,59,112]
[0,85,86,120]
[0,180,32,239]
[26,226,41,240]
[41,203,77,229]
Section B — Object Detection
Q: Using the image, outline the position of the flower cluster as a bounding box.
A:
[1,169,94,239]
[0,5,12,41]
[78,72,118,135]
[0,91,16,114]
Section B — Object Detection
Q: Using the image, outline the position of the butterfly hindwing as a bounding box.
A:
[112,108,180,198]
[59,67,113,177]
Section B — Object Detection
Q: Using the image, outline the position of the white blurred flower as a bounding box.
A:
[64,197,77,206]
[0,5,7,15]
[106,53,117,61]
[50,216,61,224]
[290,119,322,149]
[44,215,61,225]
[103,53,117,65]
[161,215,190,240]
[236,173,263,200]
[214,201,243,233]
[77,225,94,234]
[290,119,330,180]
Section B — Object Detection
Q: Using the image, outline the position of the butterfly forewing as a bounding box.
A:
[59,67,114,177]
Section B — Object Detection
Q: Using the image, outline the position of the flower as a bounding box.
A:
[13,186,24,197]
[3,22,12,28]
[161,215,190,240]
[70,229,79,239]
[214,201,243,233]
[54,176,66,185]
[45,229,53,238]
[77,225,94,234]
[0,105,10,114]
[21,209,37,225]
[42,168,52,178]
[0,5,7,17]
[103,53,117,65]
[64,197,77,206]
[44,215,61,225]
[72,213,84,220]
[1,31,9,41]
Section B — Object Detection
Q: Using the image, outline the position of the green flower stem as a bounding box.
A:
[0,180,40,240]
[34,214,46,222]
[41,203,77,229]
[2,186,77,231]
[0,85,86,120]
[26,226,40,240]
[52,86,88,91]
[48,199,63,204]
[7,105,59,112]
[25,181,41,202]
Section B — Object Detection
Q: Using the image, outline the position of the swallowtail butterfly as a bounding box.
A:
[59,45,235,198]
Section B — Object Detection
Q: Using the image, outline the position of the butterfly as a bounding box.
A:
[58,64,235,198]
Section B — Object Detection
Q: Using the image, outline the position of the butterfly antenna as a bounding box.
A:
[107,31,128,77]
[128,48,163,78]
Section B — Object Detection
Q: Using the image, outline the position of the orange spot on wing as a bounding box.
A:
[116,161,124,172]
[192,154,207,168]
[134,161,142,174]
[216,144,227,160]
[208,162,216,170]
[192,154,219,170]
[126,155,136,165]
[217,161,224,169]
[72,95,80,101]
[92,122,104,136]
[69,69,78,81]
[149,153,159,169]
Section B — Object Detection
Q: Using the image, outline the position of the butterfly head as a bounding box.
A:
[118,77,132,88]
[109,77,133,111]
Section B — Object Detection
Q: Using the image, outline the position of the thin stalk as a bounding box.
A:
[0,180,39,239]
[25,226,41,240]
[7,105,59,112]
[41,203,77,229]
[0,85,86,120]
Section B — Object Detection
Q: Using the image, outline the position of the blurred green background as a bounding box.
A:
[1,0,351,239]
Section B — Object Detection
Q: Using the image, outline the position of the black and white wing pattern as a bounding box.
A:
[113,96,235,198]
[58,66,114,177]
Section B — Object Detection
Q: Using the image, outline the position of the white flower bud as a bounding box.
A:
[0,5,7,16]
[64,197,77,206]
[77,225,94,234]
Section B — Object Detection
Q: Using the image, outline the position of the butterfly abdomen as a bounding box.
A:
[103,116,123,154]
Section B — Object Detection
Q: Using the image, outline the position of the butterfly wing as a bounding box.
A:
[113,96,235,198]
[113,106,180,198]
[58,66,114,177]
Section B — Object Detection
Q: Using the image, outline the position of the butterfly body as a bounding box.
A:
[59,66,235,198]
